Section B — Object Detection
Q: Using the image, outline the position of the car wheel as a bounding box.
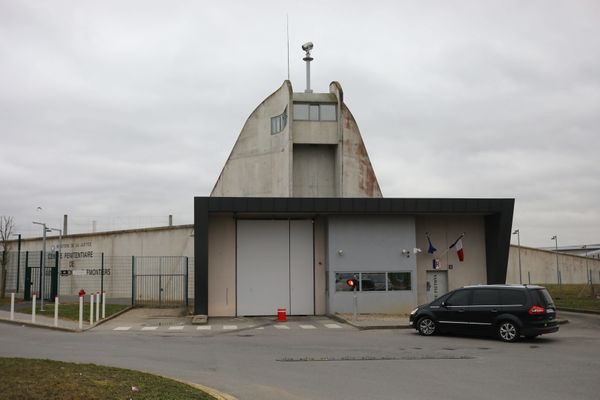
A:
[417,317,437,336]
[498,320,520,342]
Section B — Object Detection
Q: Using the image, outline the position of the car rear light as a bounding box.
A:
[528,305,545,314]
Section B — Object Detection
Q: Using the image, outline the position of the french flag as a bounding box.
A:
[450,235,465,262]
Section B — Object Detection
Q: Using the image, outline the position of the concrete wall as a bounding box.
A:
[415,216,488,305]
[8,225,194,301]
[293,144,336,196]
[327,216,417,314]
[329,82,382,198]
[211,81,293,197]
[506,245,600,285]
[208,215,236,316]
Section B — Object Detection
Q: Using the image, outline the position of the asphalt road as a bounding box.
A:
[1,311,599,400]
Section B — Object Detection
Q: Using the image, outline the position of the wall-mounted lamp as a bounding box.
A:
[413,248,422,254]
[401,249,410,258]
[338,250,344,256]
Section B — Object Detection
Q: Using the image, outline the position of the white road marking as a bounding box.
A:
[169,325,185,330]
[324,323,342,329]
[141,326,158,331]
[299,324,317,329]
[223,325,237,330]
[113,326,131,331]
[274,325,290,330]
[255,327,265,330]
[196,326,212,330]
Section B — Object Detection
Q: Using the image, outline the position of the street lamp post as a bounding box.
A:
[512,229,522,284]
[551,235,560,286]
[32,222,47,310]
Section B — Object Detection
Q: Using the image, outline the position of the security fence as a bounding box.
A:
[2,251,193,308]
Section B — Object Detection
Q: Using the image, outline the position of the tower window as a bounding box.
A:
[293,103,337,121]
[271,107,288,135]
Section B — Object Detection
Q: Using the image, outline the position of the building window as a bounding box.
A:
[271,107,288,135]
[387,272,412,291]
[335,272,412,292]
[335,272,357,292]
[293,103,337,121]
[320,104,337,121]
[361,273,386,291]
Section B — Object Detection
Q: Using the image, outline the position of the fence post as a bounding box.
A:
[131,256,135,306]
[101,253,104,294]
[38,251,43,302]
[102,291,106,319]
[16,238,21,292]
[24,252,31,300]
[52,251,59,299]
[185,257,189,309]
[95,292,100,323]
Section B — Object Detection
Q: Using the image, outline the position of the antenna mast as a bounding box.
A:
[286,14,290,81]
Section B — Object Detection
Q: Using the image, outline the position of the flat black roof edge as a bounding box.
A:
[195,197,514,214]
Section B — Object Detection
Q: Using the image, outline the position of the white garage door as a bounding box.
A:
[237,220,313,316]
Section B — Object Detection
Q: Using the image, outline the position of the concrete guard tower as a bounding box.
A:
[211,43,382,198]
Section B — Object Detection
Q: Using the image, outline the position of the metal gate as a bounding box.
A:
[24,251,58,301]
[132,256,188,307]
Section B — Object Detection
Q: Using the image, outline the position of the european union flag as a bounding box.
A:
[427,235,437,254]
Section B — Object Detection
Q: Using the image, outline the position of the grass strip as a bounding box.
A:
[543,284,600,312]
[0,358,215,400]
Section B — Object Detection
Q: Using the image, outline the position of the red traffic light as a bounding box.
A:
[346,278,358,288]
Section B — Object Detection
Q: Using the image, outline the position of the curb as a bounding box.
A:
[172,378,238,400]
[0,317,78,333]
[558,308,600,315]
[83,305,135,331]
[0,305,135,333]
[329,314,412,330]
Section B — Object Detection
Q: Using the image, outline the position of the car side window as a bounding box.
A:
[446,290,470,306]
[472,289,500,306]
[501,289,526,306]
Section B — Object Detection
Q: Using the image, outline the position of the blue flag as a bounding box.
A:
[427,235,437,254]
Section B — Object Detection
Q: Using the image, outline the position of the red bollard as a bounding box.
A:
[277,308,287,322]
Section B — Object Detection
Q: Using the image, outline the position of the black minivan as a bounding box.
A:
[409,284,559,342]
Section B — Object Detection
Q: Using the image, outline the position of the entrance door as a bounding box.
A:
[289,220,313,315]
[426,270,448,303]
[236,220,314,316]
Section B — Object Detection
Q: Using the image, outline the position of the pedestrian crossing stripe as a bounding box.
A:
[113,326,131,331]
[274,325,290,329]
[168,325,184,330]
[141,326,158,331]
[324,323,342,329]
[196,326,212,330]
[223,325,237,330]
[300,325,317,329]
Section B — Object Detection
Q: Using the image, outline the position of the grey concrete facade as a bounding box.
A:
[211,81,382,198]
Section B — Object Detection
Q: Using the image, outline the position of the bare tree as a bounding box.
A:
[0,216,15,299]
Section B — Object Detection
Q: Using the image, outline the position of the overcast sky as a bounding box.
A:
[1,1,598,247]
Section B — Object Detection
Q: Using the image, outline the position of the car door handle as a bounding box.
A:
[458,309,465,313]
[491,309,498,313]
